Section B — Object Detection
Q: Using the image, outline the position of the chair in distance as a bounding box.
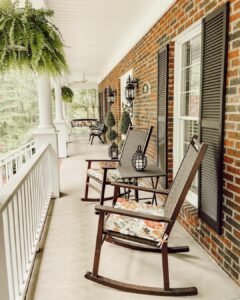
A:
[89,123,105,145]
[81,125,153,204]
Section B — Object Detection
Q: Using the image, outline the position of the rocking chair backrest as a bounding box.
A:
[98,123,105,132]
[164,136,208,236]
[119,126,153,167]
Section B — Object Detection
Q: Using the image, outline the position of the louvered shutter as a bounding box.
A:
[157,45,169,188]
[199,3,229,234]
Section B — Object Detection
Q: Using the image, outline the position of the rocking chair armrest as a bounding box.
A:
[111,182,169,195]
[85,159,120,162]
[100,165,118,170]
[95,205,172,223]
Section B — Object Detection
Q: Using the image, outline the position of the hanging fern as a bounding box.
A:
[0,0,68,75]
[51,85,74,103]
[61,86,74,103]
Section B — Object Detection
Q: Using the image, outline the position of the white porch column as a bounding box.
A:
[54,80,68,158]
[34,74,60,198]
[62,102,71,142]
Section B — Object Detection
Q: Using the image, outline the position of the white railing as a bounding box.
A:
[0,144,52,300]
[0,140,36,188]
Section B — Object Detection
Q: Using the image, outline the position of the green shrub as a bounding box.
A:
[119,111,131,134]
[107,129,117,142]
[105,111,116,128]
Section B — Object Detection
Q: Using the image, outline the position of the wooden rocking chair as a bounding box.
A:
[81,126,153,204]
[85,136,208,296]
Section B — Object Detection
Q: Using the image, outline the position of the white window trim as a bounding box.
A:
[173,22,202,208]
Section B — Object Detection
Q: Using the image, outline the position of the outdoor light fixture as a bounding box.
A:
[125,75,138,104]
[109,142,119,159]
[132,145,147,172]
[107,86,116,104]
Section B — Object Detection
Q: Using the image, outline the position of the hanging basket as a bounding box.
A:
[131,145,147,172]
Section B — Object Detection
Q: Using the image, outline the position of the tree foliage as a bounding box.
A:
[0,0,68,75]
[0,69,38,155]
[68,88,98,119]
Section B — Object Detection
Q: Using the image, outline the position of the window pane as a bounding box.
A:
[182,41,191,67]
[183,120,199,193]
[181,33,201,117]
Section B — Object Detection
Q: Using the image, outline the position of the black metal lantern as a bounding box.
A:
[132,145,147,171]
[107,86,116,104]
[109,142,119,159]
[125,75,138,104]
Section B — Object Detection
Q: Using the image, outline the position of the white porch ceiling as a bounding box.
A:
[46,0,175,85]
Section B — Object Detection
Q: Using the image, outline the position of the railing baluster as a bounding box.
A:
[26,174,33,256]
[8,202,20,298]
[0,144,52,300]
[20,184,28,280]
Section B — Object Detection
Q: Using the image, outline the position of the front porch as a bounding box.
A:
[27,136,239,300]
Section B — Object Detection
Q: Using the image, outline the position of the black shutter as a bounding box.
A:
[157,45,169,188]
[199,3,229,234]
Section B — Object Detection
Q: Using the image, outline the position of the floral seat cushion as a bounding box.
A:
[87,168,121,182]
[104,198,166,242]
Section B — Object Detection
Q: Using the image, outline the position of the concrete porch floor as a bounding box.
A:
[33,136,240,300]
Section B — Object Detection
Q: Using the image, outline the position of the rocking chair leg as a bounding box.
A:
[82,161,91,201]
[99,169,107,205]
[98,135,104,144]
[92,213,105,276]
[162,242,170,291]
[112,185,120,207]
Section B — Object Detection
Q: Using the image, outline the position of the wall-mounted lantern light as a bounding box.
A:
[125,75,138,104]
[107,86,116,104]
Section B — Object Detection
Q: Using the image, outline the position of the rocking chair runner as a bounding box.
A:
[81,126,153,204]
[85,136,208,296]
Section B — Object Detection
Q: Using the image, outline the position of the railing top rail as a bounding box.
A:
[0,139,36,164]
[0,144,50,213]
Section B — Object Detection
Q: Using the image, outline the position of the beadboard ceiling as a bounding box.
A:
[46,0,175,85]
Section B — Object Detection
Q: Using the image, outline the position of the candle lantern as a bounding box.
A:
[132,145,147,171]
[109,142,119,160]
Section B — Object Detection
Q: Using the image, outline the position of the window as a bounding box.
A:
[174,24,201,207]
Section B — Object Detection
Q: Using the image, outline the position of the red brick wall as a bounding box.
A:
[99,0,240,284]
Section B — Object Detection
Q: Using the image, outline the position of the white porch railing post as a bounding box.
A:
[54,80,68,158]
[33,74,60,198]
[62,102,71,142]
[0,213,11,300]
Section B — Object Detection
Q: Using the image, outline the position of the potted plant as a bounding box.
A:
[52,86,74,103]
[118,110,131,152]
[0,0,68,75]
[105,111,118,159]
[61,86,74,103]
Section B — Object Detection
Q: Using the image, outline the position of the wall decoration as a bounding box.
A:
[142,82,151,95]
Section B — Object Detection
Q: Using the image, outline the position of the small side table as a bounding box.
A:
[117,164,167,205]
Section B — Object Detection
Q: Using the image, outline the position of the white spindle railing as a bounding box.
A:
[0,144,52,300]
[0,140,36,188]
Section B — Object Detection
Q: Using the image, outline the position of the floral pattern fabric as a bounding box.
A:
[104,198,166,242]
[87,168,121,183]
